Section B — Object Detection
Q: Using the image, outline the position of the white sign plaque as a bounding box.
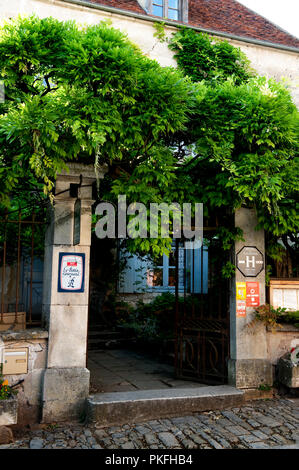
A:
[58,253,85,292]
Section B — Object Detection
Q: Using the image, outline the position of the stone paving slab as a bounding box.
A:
[1,398,298,450]
[88,349,207,393]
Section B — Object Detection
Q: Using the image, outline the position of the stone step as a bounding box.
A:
[87,386,245,426]
[88,324,112,332]
[88,330,122,340]
[87,338,131,350]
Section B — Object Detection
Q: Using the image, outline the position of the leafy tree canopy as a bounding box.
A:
[167,28,299,274]
[0,16,193,205]
[0,18,298,268]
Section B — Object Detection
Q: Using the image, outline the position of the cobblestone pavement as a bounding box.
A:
[2,398,298,450]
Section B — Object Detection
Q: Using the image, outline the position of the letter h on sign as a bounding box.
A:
[246,256,255,268]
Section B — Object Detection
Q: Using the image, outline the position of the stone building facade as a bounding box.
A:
[0,0,298,424]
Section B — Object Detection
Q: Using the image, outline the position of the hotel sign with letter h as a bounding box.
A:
[236,246,264,277]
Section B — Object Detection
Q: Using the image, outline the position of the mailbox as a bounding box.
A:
[2,348,28,375]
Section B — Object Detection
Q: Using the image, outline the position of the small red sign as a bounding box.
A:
[246,282,260,307]
[236,300,246,317]
[67,262,77,266]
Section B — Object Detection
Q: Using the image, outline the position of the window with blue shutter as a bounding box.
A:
[118,250,150,293]
[118,241,207,294]
[146,244,185,292]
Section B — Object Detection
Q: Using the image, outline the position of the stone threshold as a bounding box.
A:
[87,385,245,427]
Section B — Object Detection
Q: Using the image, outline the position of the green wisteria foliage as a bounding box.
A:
[168,28,299,273]
[0,16,192,202]
[0,17,298,265]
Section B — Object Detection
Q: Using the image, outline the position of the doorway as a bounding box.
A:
[87,226,230,393]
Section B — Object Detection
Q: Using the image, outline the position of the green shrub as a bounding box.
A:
[116,293,176,343]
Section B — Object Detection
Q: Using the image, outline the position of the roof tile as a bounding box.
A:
[84,0,299,49]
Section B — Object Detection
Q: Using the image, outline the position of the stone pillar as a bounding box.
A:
[41,163,106,422]
[228,208,272,389]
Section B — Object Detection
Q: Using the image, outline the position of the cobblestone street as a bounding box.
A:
[2,398,298,450]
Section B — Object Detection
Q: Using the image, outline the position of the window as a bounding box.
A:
[118,241,208,294]
[147,249,179,289]
[151,0,181,21]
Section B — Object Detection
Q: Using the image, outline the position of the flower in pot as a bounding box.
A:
[0,370,18,428]
[0,378,11,400]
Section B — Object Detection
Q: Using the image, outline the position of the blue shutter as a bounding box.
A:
[185,242,208,293]
[118,250,150,293]
[178,246,185,291]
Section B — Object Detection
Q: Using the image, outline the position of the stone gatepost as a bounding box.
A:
[228,207,273,389]
[41,163,105,422]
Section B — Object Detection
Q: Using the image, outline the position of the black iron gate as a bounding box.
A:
[174,231,230,385]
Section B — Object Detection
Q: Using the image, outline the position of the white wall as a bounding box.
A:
[0,0,298,105]
[231,39,299,106]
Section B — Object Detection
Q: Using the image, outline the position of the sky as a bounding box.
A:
[238,0,299,39]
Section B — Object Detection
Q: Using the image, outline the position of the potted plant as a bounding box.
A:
[245,304,299,332]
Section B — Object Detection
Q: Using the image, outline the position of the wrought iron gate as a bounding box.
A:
[174,231,230,385]
[0,207,46,329]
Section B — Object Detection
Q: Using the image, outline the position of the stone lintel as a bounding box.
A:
[59,162,107,180]
[55,162,107,200]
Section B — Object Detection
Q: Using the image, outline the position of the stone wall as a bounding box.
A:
[230,323,299,389]
[0,329,48,425]
[266,325,299,366]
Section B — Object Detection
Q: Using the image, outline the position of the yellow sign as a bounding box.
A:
[236,282,246,301]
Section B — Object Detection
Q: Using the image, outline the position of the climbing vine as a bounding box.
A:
[169,27,255,84]
[153,21,167,42]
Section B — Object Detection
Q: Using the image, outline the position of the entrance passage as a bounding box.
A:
[174,230,230,385]
[87,220,231,393]
[88,348,206,394]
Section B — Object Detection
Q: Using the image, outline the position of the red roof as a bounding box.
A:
[86,0,144,15]
[188,0,299,49]
[84,0,299,49]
